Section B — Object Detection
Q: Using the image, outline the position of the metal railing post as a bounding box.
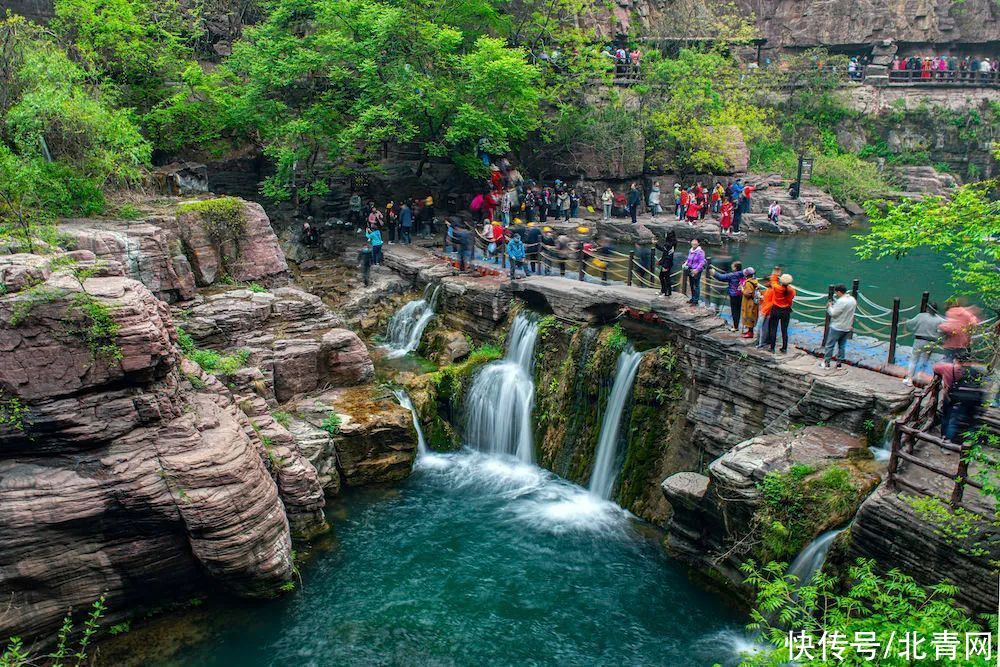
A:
[920,291,930,313]
[886,422,901,489]
[887,297,901,365]
[822,284,834,346]
[627,252,634,287]
[851,279,859,300]
[578,248,584,282]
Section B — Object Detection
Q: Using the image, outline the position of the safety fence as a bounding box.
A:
[886,375,994,515]
[451,230,995,367]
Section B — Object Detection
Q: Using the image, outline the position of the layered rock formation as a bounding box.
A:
[0,258,325,642]
[661,427,878,596]
[176,286,373,402]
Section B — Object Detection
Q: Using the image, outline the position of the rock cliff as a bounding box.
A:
[0,258,323,642]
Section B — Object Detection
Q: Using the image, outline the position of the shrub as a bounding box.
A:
[321,411,341,436]
[186,347,250,375]
[247,282,266,293]
[272,411,291,428]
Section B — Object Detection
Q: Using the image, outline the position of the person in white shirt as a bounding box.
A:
[819,284,857,369]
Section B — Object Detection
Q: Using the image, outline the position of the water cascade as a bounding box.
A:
[464,314,539,462]
[589,346,644,500]
[393,389,427,456]
[384,285,441,357]
[787,528,845,586]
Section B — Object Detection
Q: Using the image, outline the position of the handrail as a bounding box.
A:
[885,375,990,515]
[437,234,990,365]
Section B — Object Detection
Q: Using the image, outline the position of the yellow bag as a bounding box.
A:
[586,205,595,213]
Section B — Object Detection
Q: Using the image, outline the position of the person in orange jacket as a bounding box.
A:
[757,266,782,349]
[767,273,797,354]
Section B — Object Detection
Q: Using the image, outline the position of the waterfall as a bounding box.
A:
[787,528,844,586]
[464,314,539,462]
[393,389,427,456]
[589,346,643,500]
[384,285,441,357]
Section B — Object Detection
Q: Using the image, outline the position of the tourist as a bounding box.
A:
[507,233,528,280]
[483,190,498,223]
[365,224,384,265]
[525,223,542,273]
[712,261,746,332]
[501,187,513,225]
[684,239,706,306]
[368,205,384,231]
[357,243,372,286]
[673,183,682,219]
[628,183,641,224]
[554,232,570,276]
[939,299,981,359]
[677,187,689,220]
[524,189,537,223]
[493,219,507,258]
[570,190,580,219]
[711,182,724,213]
[767,273,796,354]
[903,302,945,386]
[348,193,363,227]
[740,268,760,339]
[720,199,733,234]
[656,231,676,296]
[456,223,472,271]
[819,284,857,369]
[385,202,398,243]
[399,201,413,244]
[757,282,775,349]
[648,182,662,217]
[685,195,699,224]
[421,195,435,236]
[767,201,781,224]
[557,189,571,222]
[601,187,614,220]
[301,220,318,247]
[934,353,987,443]
[539,187,552,223]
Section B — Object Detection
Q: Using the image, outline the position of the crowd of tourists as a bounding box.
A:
[890,55,998,81]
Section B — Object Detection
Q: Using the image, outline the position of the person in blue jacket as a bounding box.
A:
[507,233,527,280]
[711,261,744,331]
[399,202,413,245]
[365,225,383,265]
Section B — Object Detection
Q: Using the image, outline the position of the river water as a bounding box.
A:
[707,224,961,311]
[130,451,747,666]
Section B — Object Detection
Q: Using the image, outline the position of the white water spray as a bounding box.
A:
[589,346,643,500]
[384,285,441,357]
[393,389,427,457]
[464,314,539,462]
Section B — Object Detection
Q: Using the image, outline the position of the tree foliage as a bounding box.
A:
[740,558,990,666]
[223,0,543,201]
[641,48,770,174]
[857,179,1000,312]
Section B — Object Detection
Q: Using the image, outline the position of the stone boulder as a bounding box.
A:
[890,165,958,196]
[292,387,418,487]
[173,199,289,286]
[60,219,196,303]
[662,426,879,597]
[151,161,209,196]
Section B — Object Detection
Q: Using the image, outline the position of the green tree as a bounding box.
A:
[856,179,1000,312]
[641,48,770,174]
[223,0,542,205]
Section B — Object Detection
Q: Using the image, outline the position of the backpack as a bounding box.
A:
[949,364,987,406]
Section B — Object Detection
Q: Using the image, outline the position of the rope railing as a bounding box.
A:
[437,233,988,367]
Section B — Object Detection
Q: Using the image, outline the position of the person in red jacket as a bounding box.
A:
[482,191,498,222]
[678,189,690,221]
[720,200,733,233]
[685,198,700,223]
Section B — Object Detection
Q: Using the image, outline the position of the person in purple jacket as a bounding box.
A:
[684,239,706,306]
[712,261,744,331]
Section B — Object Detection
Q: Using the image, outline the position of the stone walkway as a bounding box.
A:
[382,243,913,406]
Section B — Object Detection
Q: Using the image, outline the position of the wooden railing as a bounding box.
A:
[886,375,987,511]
